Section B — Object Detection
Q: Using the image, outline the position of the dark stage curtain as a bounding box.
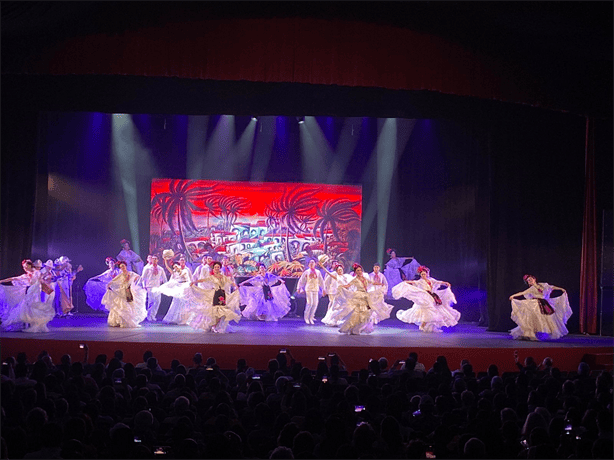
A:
[580,118,598,334]
[486,111,587,332]
[0,110,39,277]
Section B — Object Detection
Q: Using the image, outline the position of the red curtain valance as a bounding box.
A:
[22,17,548,110]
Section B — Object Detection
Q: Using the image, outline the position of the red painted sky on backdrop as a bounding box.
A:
[150,179,362,218]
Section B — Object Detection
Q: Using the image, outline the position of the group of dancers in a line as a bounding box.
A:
[0,241,572,339]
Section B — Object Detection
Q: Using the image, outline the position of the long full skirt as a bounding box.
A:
[338,292,375,335]
[102,285,147,328]
[3,281,56,332]
[0,284,28,329]
[510,293,572,340]
[392,282,460,331]
[240,284,291,321]
[186,286,242,332]
[154,279,194,325]
[83,277,112,311]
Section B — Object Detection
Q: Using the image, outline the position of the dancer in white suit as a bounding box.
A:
[140,255,168,321]
[367,263,394,324]
[509,274,572,341]
[297,259,325,325]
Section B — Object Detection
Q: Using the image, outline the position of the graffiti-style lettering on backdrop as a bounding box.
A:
[150,179,362,277]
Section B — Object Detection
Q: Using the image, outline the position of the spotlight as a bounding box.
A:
[251,116,258,122]
[297,116,305,124]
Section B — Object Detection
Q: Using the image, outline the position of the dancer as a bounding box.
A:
[328,263,376,335]
[384,248,420,298]
[83,257,120,311]
[367,263,394,324]
[52,256,83,317]
[192,255,214,289]
[509,274,572,341]
[2,262,56,333]
[140,255,168,321]
[101,261,146,328]
[0,259,37,326]
[189,261,241,332]
[321,263,352,326]
[393,265,460,332]
[221,255,235,278]
[240,263,291,321]
[116,239,144,275]
[154,256,193,325]
[297,259,325,325]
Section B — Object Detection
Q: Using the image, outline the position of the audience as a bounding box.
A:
[1,348,612,459]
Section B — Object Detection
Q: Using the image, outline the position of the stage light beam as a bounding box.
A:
[111,114,142,253]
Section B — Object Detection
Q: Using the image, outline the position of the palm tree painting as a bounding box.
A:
[151,179,362,275]
[313,199,361,254]
[265,186,320,261]
[150,180,219,262]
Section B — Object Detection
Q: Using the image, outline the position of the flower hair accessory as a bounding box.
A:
[352,263,363,272]
[523,274,536,284]
[386,248,395,256]
[417,265,430,275]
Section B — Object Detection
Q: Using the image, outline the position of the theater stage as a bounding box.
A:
[2,314,612,374]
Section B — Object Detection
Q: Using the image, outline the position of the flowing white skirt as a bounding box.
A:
[186,286,242,332]
[392,282,460,331]
[338,291,375,335]
[102,284,147,328]
[321,293,345,326]
[83,276,113,311]
[3,281,56,332]
[154,279,194,325]
[0,284,27,327]
[240,284,291,321]
[510,293,572,340]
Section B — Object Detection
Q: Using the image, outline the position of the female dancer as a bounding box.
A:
[116,239,144,275]
[509,274,572,340]
[321,263,352,326]
[383,248,420,298]
[320,262,377,335]
[239,263,291,321]
[83,257,120,311]
[189,261,241,332]
[393,265,460,332]
[297,259,325,324]
[0,259,37,327]
[155,257,193,325]
[101,261,147,328]
[2,261,56,332]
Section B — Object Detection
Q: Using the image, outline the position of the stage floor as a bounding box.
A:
[2,314,612,374]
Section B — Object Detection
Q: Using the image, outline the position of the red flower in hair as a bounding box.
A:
[417,265,429,274]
